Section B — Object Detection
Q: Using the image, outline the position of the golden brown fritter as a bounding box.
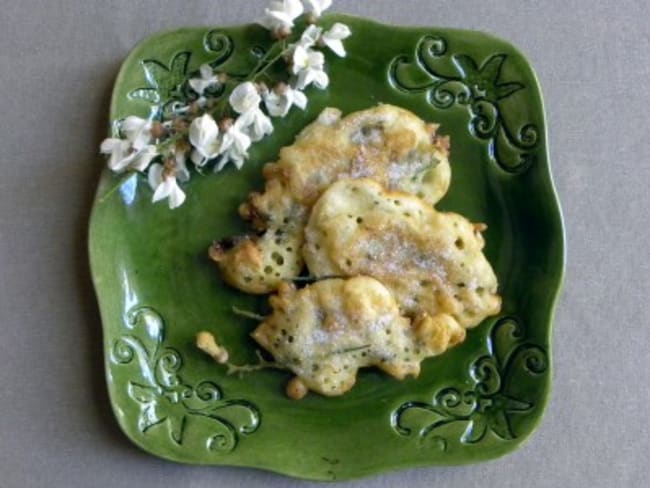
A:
[303,179,502,329]
[210,105,452,294]
[251,277,465,397]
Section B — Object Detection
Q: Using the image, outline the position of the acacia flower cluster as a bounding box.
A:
[100,0,350,209]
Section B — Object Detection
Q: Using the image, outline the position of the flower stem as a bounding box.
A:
[225,350,288,378]
[99,170,136,203]
[157,132,186,152]
[207,40,291,121]
[232,306,267,321]
[248,40,291,82]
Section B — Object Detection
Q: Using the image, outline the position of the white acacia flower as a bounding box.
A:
[296,23,351,57]
[303,0,332,18]
[321,23,352,57]
[189,113,221,167]
[258,0,304,36]
[100,138,135,172]
[130,145,159,172]
[239,107,274,141]
[216,119,252,171]
[189,64,220,95]
[264,83,308,117]
[230,82,274,141]
[297,24,322,49]
[148,152,190,209]
[100,139,159,173]
[292,46,329,90]
[229,82,262,114]
[121,116,152,150]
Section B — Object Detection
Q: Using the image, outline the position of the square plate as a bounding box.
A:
[89,14,564,481]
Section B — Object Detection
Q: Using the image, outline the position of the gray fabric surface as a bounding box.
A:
[1,0,648,486]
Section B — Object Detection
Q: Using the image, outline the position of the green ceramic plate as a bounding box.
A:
[89,14,564,481]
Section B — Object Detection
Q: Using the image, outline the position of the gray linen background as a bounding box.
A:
[0,1,648,486]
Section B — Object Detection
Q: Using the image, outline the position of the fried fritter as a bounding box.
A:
[210,104,452,293]
[251,277,465,397]
[303,179,502,329]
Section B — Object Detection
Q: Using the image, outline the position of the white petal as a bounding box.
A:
[324,38,346,57]
[254,111,274,140]
[148,163,164,191]
[167,181,186,209]
[109,152,135,173]
[312,70,329,89]
[189,113,219,146]
[102,138,135,173]
[257,15,282,32]
[121,116,147,135]
[152,179,172,203]
[235,110,253,129]
[100,138,123,154]
[293,89,308,110]
[266,10,294,26]
[215,126,252,171]
[291,45,309,74]
[189,114,220,158]
[284,0,304,19]
[190,64,218,94]
[191,149,207,167]
[264,91,287,117]
[229,82,261,114]
[307,49,325,69]
[241,110,273,141]
[122,116,151,150]
[325,22,351,40]
[189,78,209,95]
[299,25,322,48]
[296,70,311,90]
[322,24,351,57]
[228,120,253,150]
[215,149,246,172]
[132,133,151,151]
[303,0,331,17]
[175,152,191,182]
[131,145,158,172]
[235,131,253,152]
[219,131,234,154]
[231,154,246,170]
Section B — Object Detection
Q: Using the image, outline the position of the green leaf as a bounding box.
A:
[142,60,168,89]
[495,82,524,100]
[501,394,533,413]
[461,413,488,444]
[140,52,191,101]
[388,55,436,92]
[393,401,443,436]
[125,307,164,361]
[127,382,158,404]
[138,405,165,432]
[201,400,261,435]
[167,414,187,444]
[488,410,514,440]
[129,88,160,103]
[451,54,478,79]
[479,54,507,83]
[170,52,191,80]
[490,317,523,369]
